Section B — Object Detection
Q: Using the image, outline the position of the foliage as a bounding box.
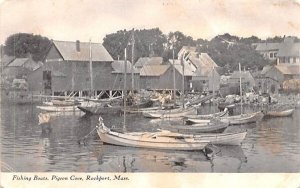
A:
[4,33,51,61]
[103,28,167,62]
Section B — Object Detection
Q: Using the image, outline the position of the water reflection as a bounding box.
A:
[1,103,300,172]
[96,144,211,172]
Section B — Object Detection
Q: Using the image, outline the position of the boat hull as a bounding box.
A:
[77,106,121,115]
[220,111,264,125]
[161,123,228,134]
[97,129,208,151]
[143,107,197,118]
[266,109,294,117]
[36,105,80,112]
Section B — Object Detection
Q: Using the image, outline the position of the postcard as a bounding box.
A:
[1,0,300,187]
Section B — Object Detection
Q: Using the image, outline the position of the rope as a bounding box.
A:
[77,126,98,145]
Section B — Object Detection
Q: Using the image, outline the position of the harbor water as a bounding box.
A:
[1,102,300,172]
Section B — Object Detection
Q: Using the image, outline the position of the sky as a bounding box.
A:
[0,0,300,44]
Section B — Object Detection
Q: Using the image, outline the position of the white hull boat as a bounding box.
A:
[266,108,294,117]
[143,107,197,119]
[220,111,264,125]
[97,117,209,151]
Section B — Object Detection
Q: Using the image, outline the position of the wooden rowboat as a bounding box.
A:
[159,121,229,134]
[220,111,264,125]
[266,108,294,117]
[184,108,228,119]
[97,117,209,151]
[143,107,197,119]
[36,105,80,112]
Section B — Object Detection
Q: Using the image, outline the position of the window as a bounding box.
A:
[270,53,273,58]
[293,57,296,63]
[274,53,277,58]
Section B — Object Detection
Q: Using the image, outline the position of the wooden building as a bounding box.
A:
[228,71,256,92]
[2,57,38,80]
[111,60,140,91]
[277,37,300,65]
[39,40,114,96]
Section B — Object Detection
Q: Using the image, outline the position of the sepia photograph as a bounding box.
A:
[1,0,300,187]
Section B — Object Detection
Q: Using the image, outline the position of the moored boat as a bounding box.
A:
[220,111,264,125]
[97,117,209,151]
[159,120,229,134]
[36,105,80,112]
[184,108,228,119]
[143,107,197,119]
[266,108,294,117]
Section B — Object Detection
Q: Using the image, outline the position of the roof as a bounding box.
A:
[261,65,273,75]
[0,55,15,67]
[255,43,280,51]
[168,59,194,76]
[189,53,218,69]
[275,65,300,75]
[140,64,170,76]
[134,57,151,68]
[230,71,254,80]
[7,58,29,67]
[111,60,139,73]
[147,57,163,65]
[53,40,113,62]
[193,67,214,77]
[277,42,300,57]
[178,46,197,58]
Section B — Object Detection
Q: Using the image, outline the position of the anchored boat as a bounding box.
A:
[96,117,209,151]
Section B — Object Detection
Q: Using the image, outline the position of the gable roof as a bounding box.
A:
[168,59,194,76]
[147,57,163,65]
[277,42,300,57]
[140,64,170,76]
[255,43,280,51]
[229,71,254,81]
[111,60,138,73]
[134,57,151,68]
[275,65,300,75]
[189,53,218,69]
[53,40,113,62]
[0,55,15,67]
[7,58,29,67]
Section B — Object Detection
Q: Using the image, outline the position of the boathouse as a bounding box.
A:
[110,60,140,92]
[40,40,114,96]
[2,57,39,80]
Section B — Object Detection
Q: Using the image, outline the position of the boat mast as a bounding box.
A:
[239,63,242,115]
[181,52,185,108]
[172,37,176,100]
[123,48,127,131]
[131,29,135,92]
[89,39,93,97]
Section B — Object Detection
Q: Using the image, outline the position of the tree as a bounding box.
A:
[103,28,167,62]
[4,33,51,61]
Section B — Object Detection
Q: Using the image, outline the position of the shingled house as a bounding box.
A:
[35,40,113,95]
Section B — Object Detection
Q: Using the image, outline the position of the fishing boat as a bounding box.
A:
[159,121,229,134]
[219,111,264,125]
[77,104,122,115]
[143,106,197,118]
[266,108,294,117]
[97,117,209,151]
[184,108,228,119]
[36,105,80,112]
[77,99,153,115]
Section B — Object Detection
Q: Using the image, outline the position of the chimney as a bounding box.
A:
[76,40,80,52]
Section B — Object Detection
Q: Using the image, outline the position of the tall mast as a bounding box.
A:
[239,63,242,115]
[131,29,135,92]
[89,39,93,96]
[181,52,185,108]
[172,39,176,100]
[123,48,127,131]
